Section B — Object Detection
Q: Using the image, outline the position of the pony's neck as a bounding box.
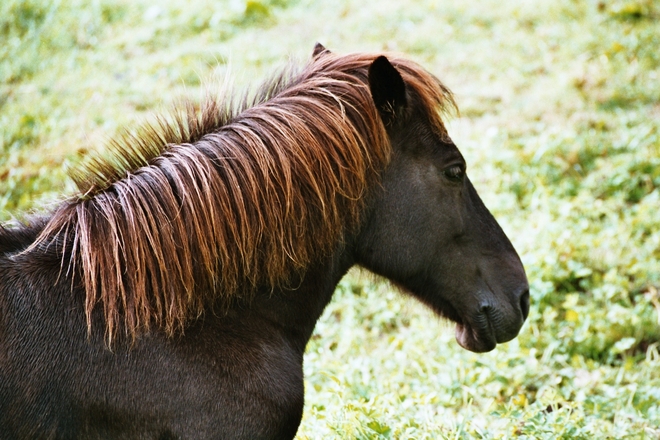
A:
[246,242,356,353]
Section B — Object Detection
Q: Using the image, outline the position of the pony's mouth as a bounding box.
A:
[454,304,523,353]
[454,320,497,353]
[394,280,525,353]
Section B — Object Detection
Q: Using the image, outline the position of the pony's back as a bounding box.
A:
[0,223,43,255]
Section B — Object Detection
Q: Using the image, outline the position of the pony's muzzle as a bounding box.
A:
[456,286,529,353]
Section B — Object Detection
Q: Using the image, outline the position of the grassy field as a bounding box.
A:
[2,0,659,438]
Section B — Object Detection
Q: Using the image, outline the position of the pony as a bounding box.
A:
[0,44,529,439]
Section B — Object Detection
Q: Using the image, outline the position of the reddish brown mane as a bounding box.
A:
[31,51,455,341]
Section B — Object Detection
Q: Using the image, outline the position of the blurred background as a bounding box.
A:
[1,0,659,437]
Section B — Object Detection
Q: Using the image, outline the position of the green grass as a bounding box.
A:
[1,0,659,437]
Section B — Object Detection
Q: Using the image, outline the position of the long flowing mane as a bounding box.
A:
[30,51,455,340]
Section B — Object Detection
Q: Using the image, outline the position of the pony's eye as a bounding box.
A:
[443,165,465,182]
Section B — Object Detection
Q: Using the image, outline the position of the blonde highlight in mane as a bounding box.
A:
[33,51,455,341]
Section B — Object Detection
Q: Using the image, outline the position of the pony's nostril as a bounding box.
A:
[520,289,530,321]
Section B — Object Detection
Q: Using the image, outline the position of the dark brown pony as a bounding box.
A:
[0,44,529,439]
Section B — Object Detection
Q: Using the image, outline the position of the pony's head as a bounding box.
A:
[352,48,529,352]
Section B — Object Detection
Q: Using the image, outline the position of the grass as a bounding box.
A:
[1,0,659,437]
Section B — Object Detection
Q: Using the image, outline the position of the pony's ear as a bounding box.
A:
[368,56,407,126]
[312,42,330,58]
